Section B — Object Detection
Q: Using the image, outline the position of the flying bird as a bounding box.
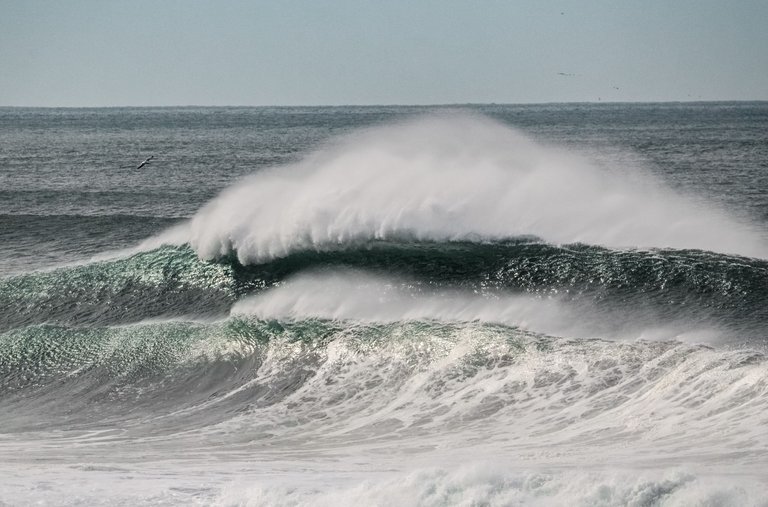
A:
[136,156,154,170]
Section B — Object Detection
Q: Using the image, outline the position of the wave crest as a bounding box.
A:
[178,114,766,262]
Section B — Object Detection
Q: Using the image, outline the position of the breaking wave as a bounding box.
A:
[3,112,768,505]
[165,114,768,263]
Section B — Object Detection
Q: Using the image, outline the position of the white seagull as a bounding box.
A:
[136,156,154,169]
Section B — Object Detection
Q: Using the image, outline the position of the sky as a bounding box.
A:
[1,0,767,106]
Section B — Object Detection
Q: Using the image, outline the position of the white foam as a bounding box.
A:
[2,318,766,505]
[3,464,764,507]
[214,466,767,507]
[231,270,726,343]
[232,270,569,327]
[169,114,766,262]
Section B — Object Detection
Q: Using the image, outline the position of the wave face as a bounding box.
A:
[2,105,768,506]
[4,241,766,340]
[0,246,236,331]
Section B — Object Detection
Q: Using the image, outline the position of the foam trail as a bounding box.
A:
[174,114,766,262]
[232,270,724,342]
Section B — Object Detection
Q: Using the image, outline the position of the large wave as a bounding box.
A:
[5,241,766,340]
[3,112,768,506]
[164,114,768,263]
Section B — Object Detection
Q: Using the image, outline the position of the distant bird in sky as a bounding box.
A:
[557,72,576,77]
[136,156,153,169]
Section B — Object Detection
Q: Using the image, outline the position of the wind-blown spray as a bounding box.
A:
[180,114,767,263]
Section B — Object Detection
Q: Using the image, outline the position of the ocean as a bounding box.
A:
[1,103,767,506]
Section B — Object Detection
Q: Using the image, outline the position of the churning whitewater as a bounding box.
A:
[1,106,767,506]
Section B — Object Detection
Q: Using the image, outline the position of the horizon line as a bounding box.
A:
[2,99,767,109]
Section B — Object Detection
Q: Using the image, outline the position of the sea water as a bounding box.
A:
[1,103,767,505]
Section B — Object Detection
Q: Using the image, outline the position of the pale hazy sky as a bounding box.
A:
[2,0,767,106]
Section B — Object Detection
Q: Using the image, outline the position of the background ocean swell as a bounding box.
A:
[1,106,767,505]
